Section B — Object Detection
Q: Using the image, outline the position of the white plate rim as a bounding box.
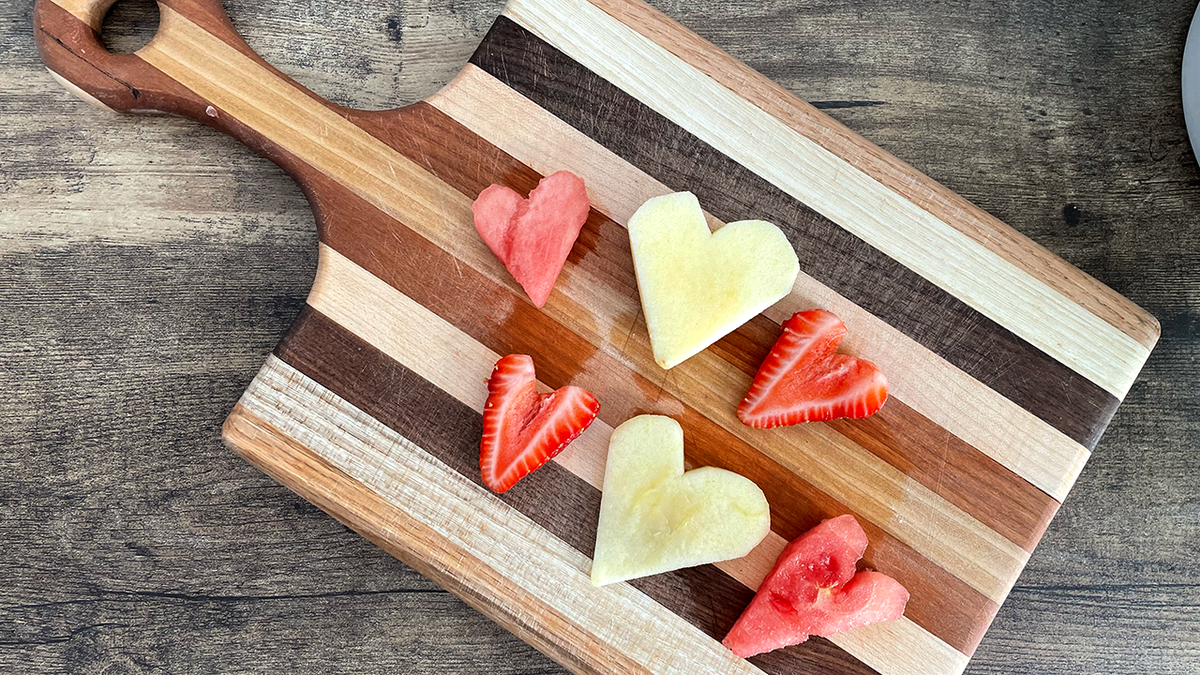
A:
[1185,3,1200,163]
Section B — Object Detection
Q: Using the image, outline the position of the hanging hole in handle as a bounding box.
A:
[100,0,160,54]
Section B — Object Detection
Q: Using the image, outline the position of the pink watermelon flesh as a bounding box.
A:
[471,171,590,307]
[722,514,910,659]
[474,184,524,262]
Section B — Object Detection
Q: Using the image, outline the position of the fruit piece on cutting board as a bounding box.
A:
[628,192,799,369]
[473,170,591,307]
[591,415,771,586]
[738,309,888,428]
[722,515,909,659]
[480,354,600,493]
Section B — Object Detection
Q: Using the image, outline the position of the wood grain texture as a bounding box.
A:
[469,16,1123,449]
[271,306,894,675]
[6,0,1196,675]
[498,0,1152,399]
[228,365,758,675]
[223,405,651,675]
[584,0,1161,352]
[430,65,1080,516]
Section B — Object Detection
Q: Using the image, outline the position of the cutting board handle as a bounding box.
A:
[35,0,235,115]
[34,0,365,194]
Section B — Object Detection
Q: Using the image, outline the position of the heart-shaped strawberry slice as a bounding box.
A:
[480,354,600,493]
[722,515,909,658]
[738,309,888,428]
[472,171,590,307]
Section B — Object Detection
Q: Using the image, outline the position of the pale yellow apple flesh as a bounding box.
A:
[591,415,771,586]
[628,192,800,369]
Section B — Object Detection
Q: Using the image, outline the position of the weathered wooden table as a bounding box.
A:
[3,0,1198,673]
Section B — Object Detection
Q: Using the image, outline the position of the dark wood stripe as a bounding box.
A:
[342,101,1056,557]
[35,1,204,115]
[292,149,997,654]
[468,15,1119,449]
[275,306,878,675]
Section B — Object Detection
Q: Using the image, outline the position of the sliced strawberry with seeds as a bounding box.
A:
[480,354,600,493]
[738,309,887,428]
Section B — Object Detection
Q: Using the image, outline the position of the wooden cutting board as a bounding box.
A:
[34,1,1160,673]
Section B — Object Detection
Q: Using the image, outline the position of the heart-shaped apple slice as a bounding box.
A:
[629,192,799,369]
[473,171,591,307]
[591,415,771,586]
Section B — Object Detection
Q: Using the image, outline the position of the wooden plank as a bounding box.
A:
[499,0,1150,400]
[429,64,1088,504]
[583,0,1160,352]
[307,240,1017,629]
[272,298,967,675]
[468,17,1122,449]
[229,373,758,675]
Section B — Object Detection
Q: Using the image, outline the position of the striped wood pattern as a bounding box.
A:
[33,1,1159,674]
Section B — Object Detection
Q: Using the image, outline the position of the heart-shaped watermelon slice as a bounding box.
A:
[722,515,909,659]
[472,171,591,308]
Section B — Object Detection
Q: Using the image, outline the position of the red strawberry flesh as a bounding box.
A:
[480,354,599,493]
[738,309,888,428]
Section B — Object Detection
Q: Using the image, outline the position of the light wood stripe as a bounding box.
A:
[584,0,1160,352]
[429,64,1089,502]
[129,4,1034,599]
[238,357,760,675]
[502,0,1149,399]
[306,246,969,675]
[50,0,109,29]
